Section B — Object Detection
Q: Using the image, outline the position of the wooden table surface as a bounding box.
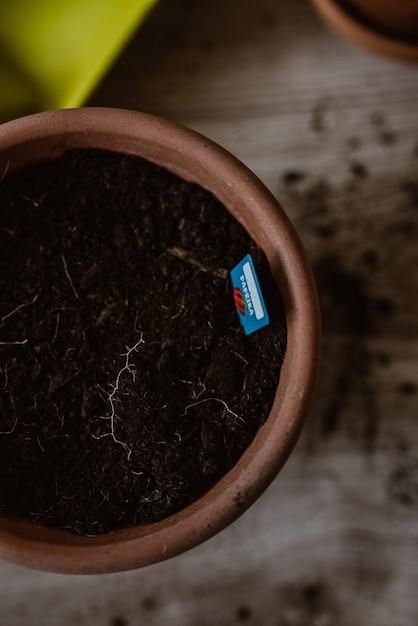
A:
[1,1,417,624]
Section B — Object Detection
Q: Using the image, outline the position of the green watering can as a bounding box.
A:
[0,0,158,123]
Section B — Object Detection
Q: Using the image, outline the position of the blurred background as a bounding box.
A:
[1,0,418,624]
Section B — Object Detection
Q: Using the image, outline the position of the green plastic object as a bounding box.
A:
[0,0,158,123]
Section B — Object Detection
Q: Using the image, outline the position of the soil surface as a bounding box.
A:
[0,148,286,535]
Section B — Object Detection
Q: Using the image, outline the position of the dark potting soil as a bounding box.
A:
[0,148,287,535]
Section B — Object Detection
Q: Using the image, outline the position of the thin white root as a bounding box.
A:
[167,246,228,279]
[0,339,28,346]
[1,295,38,325]
[93,335,145,454]
[61,252,80,300]
[180,397,244,421]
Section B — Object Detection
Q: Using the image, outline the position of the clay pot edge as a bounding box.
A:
[0,108,321,574]
[310,0,418,62]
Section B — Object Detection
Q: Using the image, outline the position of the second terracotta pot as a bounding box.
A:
[310,0,418,61]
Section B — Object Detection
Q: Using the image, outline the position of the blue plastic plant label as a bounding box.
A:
[230,254,270,335]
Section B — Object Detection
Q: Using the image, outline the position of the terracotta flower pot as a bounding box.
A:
[310,0,418,61]
[0,108,321,574]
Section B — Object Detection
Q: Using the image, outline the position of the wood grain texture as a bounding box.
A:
[1,0,417,623]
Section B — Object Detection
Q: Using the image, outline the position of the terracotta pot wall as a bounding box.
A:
[349,0,418,38]
[0,108,321,574]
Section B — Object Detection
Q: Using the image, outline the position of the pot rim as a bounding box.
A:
[310,0,418,62]
[0,107,321,574]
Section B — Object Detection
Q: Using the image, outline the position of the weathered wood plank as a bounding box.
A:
[1,0,417,623]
